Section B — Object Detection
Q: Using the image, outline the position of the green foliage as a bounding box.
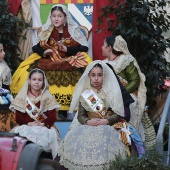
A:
[98,0,170,105]
[0,1,30,73]
[104,147,170,170]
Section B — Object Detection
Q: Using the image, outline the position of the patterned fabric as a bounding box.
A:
[28,60,84,87]
[0,111,17,132]
[113,120,132,156]
[58,125,126,170]
[141,111,156,149]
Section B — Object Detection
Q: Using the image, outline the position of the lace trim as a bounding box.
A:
[106,54,134,74]
[10,97,59,114]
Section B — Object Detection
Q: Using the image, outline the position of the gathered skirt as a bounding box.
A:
[11,125,61,159]
[58,124,126,170]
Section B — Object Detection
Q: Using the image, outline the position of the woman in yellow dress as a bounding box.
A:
[10,4,92,118]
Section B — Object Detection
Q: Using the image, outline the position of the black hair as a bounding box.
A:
[51,6,66,16]
[105,36,123,56]
[89,63,103,74]
[93,63,103,69]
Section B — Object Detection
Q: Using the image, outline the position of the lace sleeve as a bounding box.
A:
[77,101,89,125]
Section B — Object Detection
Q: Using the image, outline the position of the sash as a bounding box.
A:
[81,89,107,118]
[26,97,47,122]
[114,119,145,157]
[40,28,62,61]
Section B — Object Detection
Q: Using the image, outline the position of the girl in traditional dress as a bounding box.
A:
[58,60,145,170]
[102,35,156,148]
[10,68,61,159]
[0,42,17,131]
[10,4,92,119]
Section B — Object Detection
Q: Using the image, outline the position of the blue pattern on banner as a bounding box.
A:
[70,4,93,25]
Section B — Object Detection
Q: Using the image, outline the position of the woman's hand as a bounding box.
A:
[86,118,108,126]
[58,43,67,52]
[44,49,53,56]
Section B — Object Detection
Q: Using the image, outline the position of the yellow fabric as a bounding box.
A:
[10,53,92,110]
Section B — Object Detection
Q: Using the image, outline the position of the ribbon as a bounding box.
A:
[66,52,88,68]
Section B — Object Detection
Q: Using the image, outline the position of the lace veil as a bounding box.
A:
[113,35,131,55]
[36,4,88,47]
[69,60,125,117]
[10,68,60,113]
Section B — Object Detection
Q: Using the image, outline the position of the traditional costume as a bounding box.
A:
[10,4,92,111]
[58,61,145,170]
[10,69,61,159]
[104,35,156,148]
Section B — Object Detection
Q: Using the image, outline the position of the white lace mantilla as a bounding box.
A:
[104,54,134,74]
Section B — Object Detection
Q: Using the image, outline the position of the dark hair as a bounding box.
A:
[105,36,123,56]
[93,63,103,69]
[29,68,45,80]
[89,63,103,74]
[51,6,66,16]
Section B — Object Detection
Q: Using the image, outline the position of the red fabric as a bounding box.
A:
[8,0,22,16]
[92,0,123,60]
[15,102,57,128]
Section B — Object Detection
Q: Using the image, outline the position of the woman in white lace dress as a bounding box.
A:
[10,68,61,159]
[58,60,145,170]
